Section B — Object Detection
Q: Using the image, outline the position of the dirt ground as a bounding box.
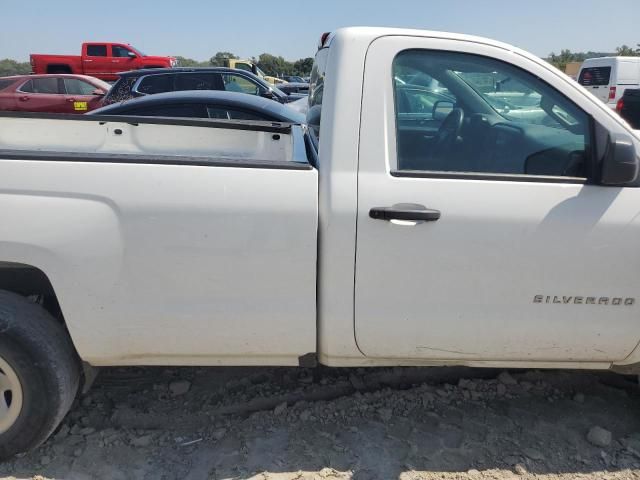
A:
[2,366,640,480]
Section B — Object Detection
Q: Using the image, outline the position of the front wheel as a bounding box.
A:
[0,291,80,460]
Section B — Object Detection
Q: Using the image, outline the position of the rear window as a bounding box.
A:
[578,66,611,86]
[0,79,15,91]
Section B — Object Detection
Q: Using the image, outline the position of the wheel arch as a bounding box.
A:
[0,261,66,326]
[45,64,73,74]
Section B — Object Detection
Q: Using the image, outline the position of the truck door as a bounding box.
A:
[110,45,138,75]
[15,77,66,113]
[61,77,105,113]
[82,44,110,77]
[355,36,640,364]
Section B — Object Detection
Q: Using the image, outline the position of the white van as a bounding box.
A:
[578,57,640,108]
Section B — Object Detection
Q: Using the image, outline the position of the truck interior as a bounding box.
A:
[394,50,591,178]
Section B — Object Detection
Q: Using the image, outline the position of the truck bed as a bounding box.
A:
[0,112,318,366]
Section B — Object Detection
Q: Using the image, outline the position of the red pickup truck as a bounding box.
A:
[30,43,177,82]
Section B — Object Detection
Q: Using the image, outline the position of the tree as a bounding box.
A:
[0,59,31,77]
[174,56,208,67]
[548,49,581,71]
[257,53,293,77]
[209,51,238,67]
[616,44,640,56]
[293,58,314,76]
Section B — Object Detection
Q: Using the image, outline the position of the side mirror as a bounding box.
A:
[261,90,274,99]
[91,89,105,96]
[433,100,454,121]
[601,133,639,186]
[127,51,137,58]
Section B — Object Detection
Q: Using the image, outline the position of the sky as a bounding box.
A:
[1,0,639,62]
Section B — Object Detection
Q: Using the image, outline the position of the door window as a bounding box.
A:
[221,74,260,95]
[0,79,15,91]
[63,78,98,95]
[112,46,134,58]
[393,50,592,178]
[86,44,108,57]
[20,78,61,94]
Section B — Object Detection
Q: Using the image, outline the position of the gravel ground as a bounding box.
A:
[1,366,640,479]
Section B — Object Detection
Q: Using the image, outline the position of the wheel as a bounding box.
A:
[0,290,80,460]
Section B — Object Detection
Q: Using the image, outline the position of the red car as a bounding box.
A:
[31,42,177,82]
[0,74,111,114]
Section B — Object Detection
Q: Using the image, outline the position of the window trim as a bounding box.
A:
[391,48,596,184]
[390,169,588,184]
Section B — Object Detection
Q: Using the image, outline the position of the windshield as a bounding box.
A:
[255,65,267,78]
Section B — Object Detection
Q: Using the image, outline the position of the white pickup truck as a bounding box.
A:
[1,27,640,458]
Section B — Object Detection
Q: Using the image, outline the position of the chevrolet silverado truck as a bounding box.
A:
[1,27,640,459]
[30,42,177,82]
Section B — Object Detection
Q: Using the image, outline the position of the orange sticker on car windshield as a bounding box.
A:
[73,101,88,111]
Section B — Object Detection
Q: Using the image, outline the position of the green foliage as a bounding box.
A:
[257,53,291,76]
[256,54,313,77]
[0,59,31,77]
[292,58,314,76]
[548,44,640,70]
[174,56,208,67]
[209,51,239,67]
[615,44,640,56]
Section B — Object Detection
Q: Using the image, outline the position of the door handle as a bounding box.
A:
[369,205,441,222]
[84,59,93,62]
[66,98,76,102]
[18,96,29,101]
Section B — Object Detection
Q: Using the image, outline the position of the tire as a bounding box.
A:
[0,290,80,460]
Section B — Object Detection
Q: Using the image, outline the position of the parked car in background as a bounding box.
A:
[276,81,310,95]
[616,88,640,129]
[30,43,177,82]
[578,57,640,109]
[90,90,305,123]
[223,59,286,85]
[0,74,110,113]
[281,75,306,83]
[101,67,301,106]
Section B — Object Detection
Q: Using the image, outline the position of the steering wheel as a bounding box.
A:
[428,108,465,168]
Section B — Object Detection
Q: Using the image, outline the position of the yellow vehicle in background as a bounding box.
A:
[224,59,287,85]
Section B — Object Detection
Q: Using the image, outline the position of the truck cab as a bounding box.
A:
[2,27,640,459]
